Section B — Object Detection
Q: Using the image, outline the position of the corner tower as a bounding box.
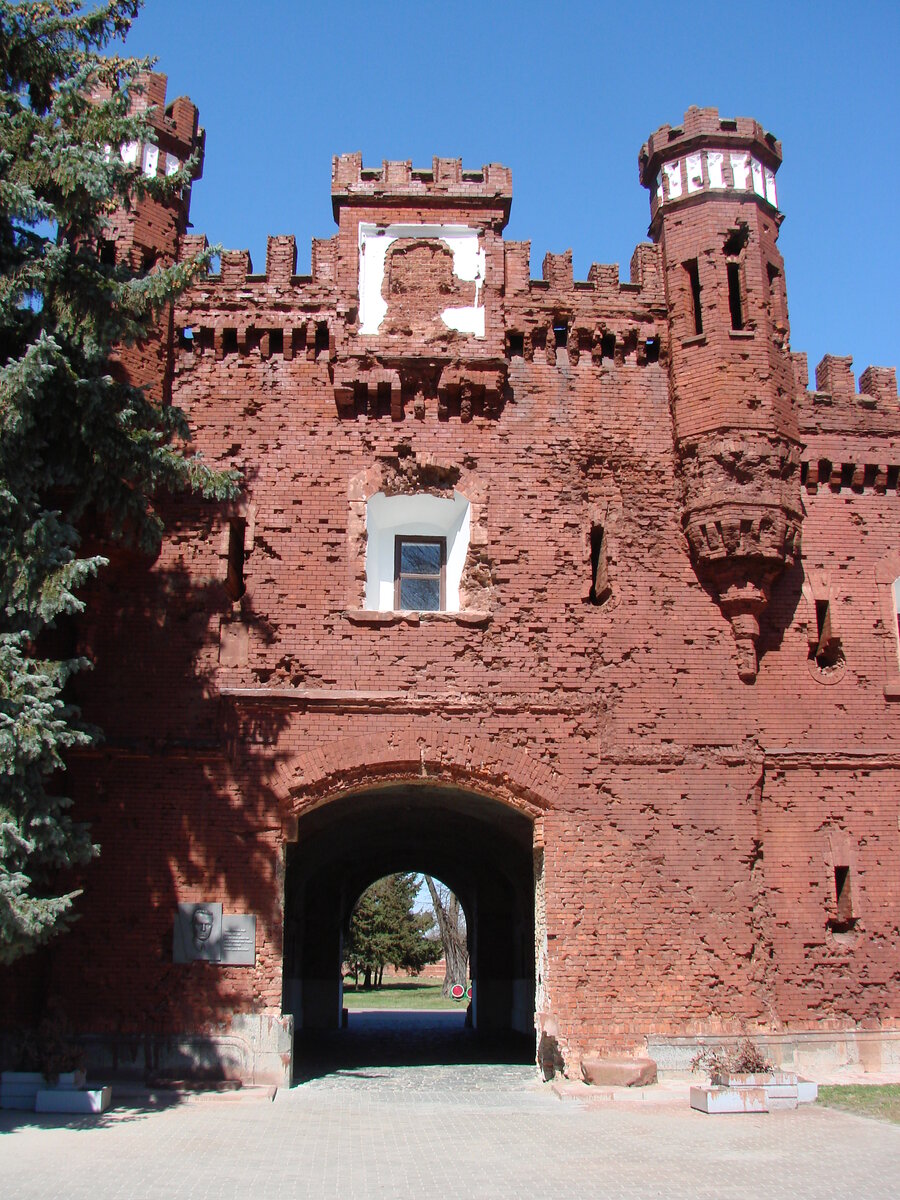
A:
[105,74,205,405]
[639,107,802,681]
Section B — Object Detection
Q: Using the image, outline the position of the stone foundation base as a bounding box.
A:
[648,1028,900,1079]
[78,1013,293,1087]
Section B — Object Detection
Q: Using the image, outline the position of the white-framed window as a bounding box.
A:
[365,492,470,612]
[394,536,446,610]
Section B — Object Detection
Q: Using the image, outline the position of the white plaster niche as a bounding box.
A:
[357,223,486,338]
[365,491,470,611]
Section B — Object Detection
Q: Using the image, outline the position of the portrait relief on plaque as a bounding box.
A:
[173,901,223,963]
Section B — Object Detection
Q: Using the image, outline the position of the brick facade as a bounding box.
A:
[6,85,899,1085]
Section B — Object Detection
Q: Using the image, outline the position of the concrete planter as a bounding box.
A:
[691,1070,816,1114]
[711,1070,794,1088]
[35,1086,111,1114]
[1,1070,86,1110]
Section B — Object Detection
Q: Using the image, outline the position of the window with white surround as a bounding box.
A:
[365,492,470,612]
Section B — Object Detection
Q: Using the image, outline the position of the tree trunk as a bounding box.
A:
[425,875,469,997]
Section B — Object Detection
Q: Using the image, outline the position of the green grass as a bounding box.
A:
[342,980,465,1011]
[817,1085,900,1125]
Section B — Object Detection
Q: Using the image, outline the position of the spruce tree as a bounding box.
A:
[345,874,441,988]
[0,1,236,962]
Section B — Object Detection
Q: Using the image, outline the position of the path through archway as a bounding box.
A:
[282,783,537,1081]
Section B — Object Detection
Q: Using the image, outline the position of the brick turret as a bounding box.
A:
[105,72,204,269]
[640,107,802,681]
[105,74,205,406]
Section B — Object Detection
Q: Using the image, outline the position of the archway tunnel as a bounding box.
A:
[282,782,536,1067]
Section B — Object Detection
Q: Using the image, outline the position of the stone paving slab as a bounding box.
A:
[2,1069,899,1200]
[2,1014,898,1199]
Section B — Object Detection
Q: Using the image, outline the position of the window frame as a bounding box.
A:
[394,535,447,611]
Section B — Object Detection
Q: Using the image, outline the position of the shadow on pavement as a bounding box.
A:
[292,1010,535,1084]
[0,1097,177,1134]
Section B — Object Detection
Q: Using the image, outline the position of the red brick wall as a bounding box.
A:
[5,99,899,1075]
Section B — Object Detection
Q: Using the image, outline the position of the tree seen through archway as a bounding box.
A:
[343,873,469,998]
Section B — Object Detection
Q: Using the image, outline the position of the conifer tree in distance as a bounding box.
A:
[0,1,237,963]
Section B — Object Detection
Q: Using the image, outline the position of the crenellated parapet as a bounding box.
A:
[172,154,669,423]
[331,154,512,222]
[793,355,900,495]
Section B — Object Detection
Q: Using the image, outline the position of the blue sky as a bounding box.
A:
[121,0,899,383]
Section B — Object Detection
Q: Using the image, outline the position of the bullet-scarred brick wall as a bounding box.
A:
[4,91,899,1081]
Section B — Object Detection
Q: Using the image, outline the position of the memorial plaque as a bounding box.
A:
[220,915,256,966]
[173,902,222,963]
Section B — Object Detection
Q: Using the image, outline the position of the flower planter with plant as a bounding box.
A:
[689,1040,817,1114]
[1,1004,111,1114]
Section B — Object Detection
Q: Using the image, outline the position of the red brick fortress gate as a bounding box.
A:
[3,80,899,1087]
[275,734,548,1047]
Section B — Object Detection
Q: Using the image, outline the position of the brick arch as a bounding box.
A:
[272,726,559,821]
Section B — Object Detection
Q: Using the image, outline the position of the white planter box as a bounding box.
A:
[711,1070,797,1088]
[35,1086,111,1114]
[692,1070,815,1114]
[691,1085,768,1114]
[1,1071,43,1110]
[1,1070,88,1111]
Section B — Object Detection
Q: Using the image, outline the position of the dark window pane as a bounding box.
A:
[399,541,442,574]
[399,576,441,610]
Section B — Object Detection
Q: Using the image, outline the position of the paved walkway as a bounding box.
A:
[2,1013,898,1199]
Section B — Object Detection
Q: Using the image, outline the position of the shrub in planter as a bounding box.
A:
[691,1039,774,1083]
[8,1003,85,1085]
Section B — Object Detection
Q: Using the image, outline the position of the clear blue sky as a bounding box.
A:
[120,0,899,383]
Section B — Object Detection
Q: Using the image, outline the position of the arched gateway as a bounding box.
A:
[275,735,556,1073]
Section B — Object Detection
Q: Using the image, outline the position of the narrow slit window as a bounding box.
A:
[810,596,842,670]
[766,261,786,328]
[815,600,830,648]
[507,331,524,358]
[553,320,569,349]
[222,327,238,355]
[269,328,284,355]
[893,578,900,667]
[589,524,610,605]
[394,536,445,611]
[601,332,616,360]
[727,261,744,330]
[225,520,246,601]
[833,865,854,924]
[685,260,702,334]
[315,321,330,356]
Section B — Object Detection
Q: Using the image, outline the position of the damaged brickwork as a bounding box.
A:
[3,88,899,1085]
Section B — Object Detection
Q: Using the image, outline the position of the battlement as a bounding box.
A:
[331,153,512,222]
[795,354,900,432]
[112,72,205,187]
[640,107,780,222]
[640,107,781,175]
